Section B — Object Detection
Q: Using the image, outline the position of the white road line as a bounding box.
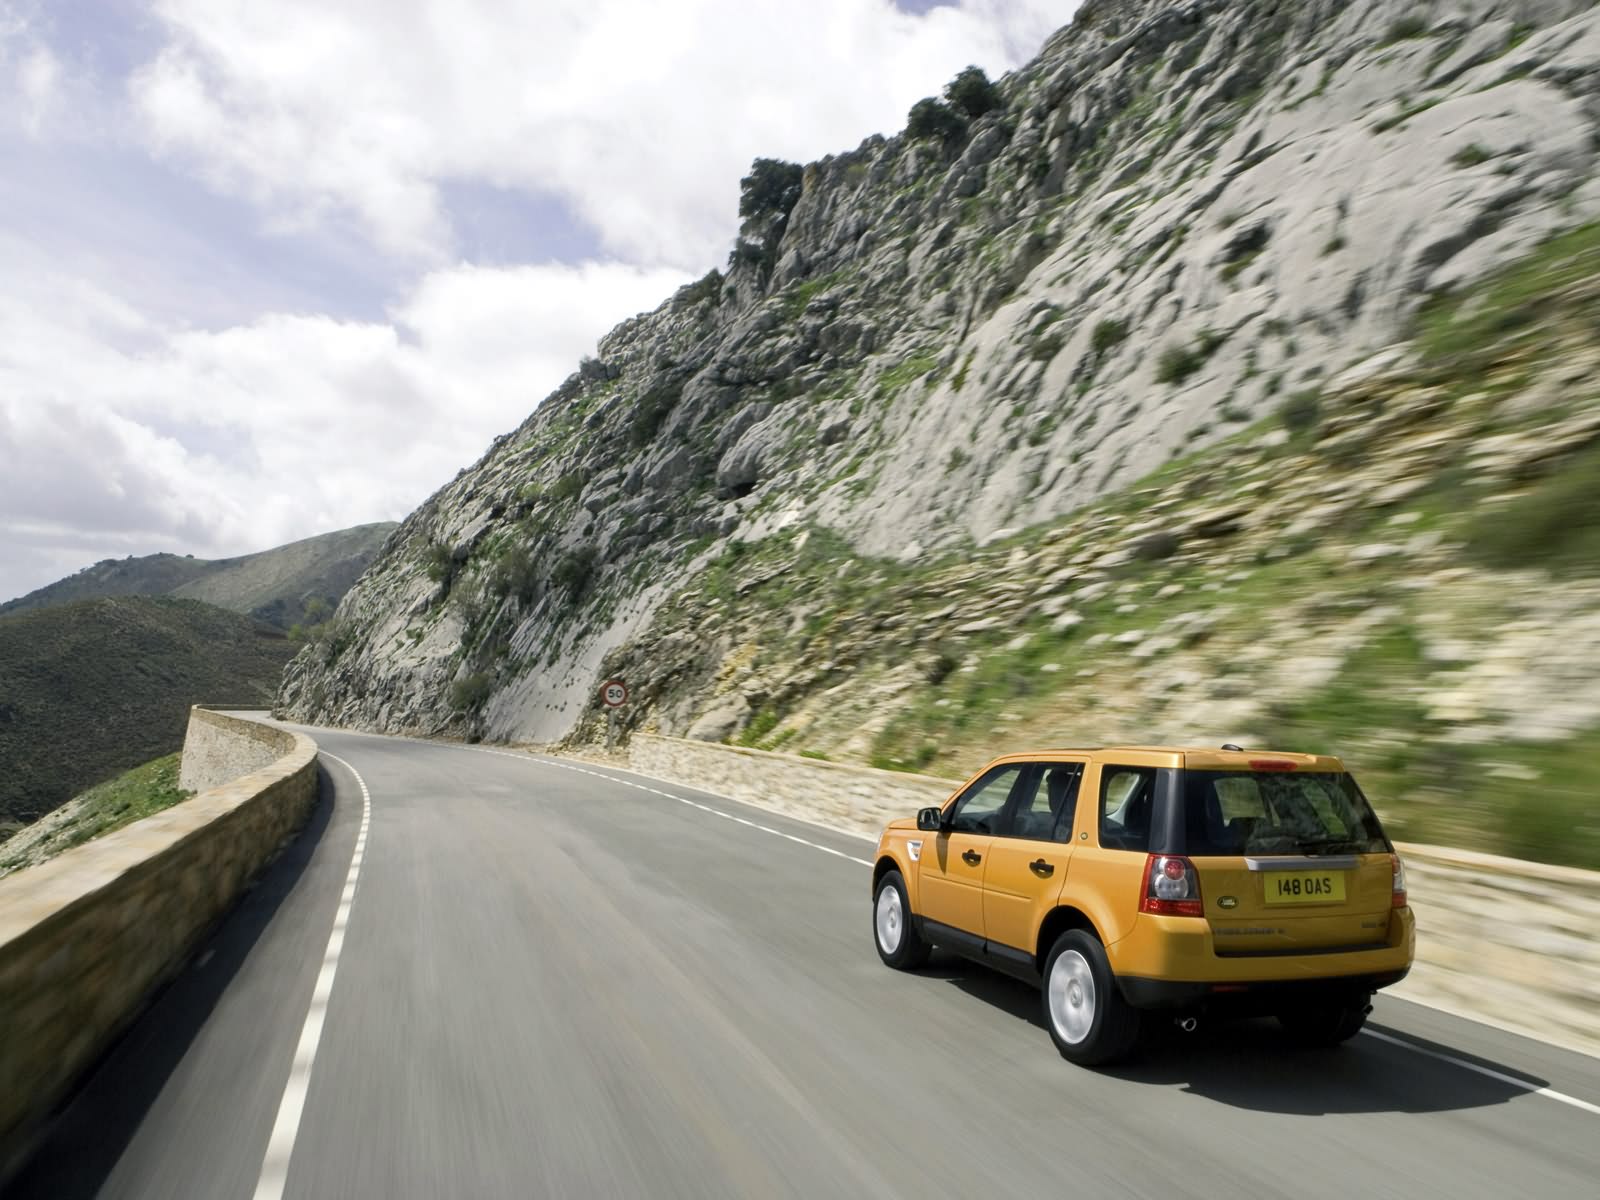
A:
[1361,1030,1600,1116]
[252,752,372,1200]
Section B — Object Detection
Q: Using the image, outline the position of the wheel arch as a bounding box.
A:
[873,854,902,892]
[1035,904,1105,974]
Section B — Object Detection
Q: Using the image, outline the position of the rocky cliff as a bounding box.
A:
[279,0,1600,765]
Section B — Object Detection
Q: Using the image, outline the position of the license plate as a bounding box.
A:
[1265,870,1346,905]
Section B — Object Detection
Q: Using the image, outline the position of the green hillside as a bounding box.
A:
[0,753,191,880]
[0,522,396,630]
[0,597,293,829]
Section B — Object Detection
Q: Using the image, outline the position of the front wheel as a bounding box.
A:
[873,870,930,970]
[1042,930,1141,1066]
[1277,995,1371,1046]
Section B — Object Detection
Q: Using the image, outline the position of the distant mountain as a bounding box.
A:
[0,522,398,630]
[0,596,293,828]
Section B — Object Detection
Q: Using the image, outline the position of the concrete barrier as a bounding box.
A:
[596,734,1600,1059]
[0,708,319,1179]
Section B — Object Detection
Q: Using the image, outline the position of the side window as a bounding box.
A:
[948,766,1025,836]
[1006,763,1083,843]
[1099,765,1157,851]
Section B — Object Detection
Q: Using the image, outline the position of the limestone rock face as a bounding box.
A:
[278,0,1600,743]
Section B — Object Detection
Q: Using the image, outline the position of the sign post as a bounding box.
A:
[600,678,628,750]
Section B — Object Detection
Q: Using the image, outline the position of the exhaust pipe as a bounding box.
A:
[1176,1016,1199,1033]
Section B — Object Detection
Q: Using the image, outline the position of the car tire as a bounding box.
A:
[873,870,931,970]
[1042,930,1141,1066]
[1277,995,1371,1046]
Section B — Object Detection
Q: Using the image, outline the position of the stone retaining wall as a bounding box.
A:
[0,709,319,1179]
[605,734,1600,1059]
[178,706,290,793]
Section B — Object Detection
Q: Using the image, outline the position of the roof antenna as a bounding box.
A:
[1220,743,1244,751]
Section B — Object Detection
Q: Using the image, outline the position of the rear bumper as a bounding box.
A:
[1108,906,1415,1010]
[1119,967,1410,1012]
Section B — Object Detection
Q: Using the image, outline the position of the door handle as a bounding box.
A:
[1030,858,1054,877]
[962,849,982,866]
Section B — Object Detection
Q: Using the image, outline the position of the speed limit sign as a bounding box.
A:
[601,679,629,708]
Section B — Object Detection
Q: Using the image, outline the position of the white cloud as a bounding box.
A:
[132,0,1079,268]
[0,3,66,139]
[0,257,688,600]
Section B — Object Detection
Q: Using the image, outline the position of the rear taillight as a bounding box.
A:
[1391,853,1407,908]
[1139,854,1204,917]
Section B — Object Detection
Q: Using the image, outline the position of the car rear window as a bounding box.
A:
[1099,766,1157,851]
[1182,770,1389,856]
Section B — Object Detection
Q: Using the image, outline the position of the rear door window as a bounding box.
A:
[1183,770,1389,856]
[1098,766,1156,851]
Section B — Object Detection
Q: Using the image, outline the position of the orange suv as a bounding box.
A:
[871,747,1414,1065]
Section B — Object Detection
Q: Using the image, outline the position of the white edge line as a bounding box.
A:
[275,723,1600,1113]
[252,751,372,1200]
[1360,1030,1600,1116]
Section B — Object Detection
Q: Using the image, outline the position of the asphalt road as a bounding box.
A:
[11,724,1600,1199]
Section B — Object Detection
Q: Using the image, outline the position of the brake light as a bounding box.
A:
[1391,853,1407,908]
[1140,854,1204,917]
[1248,759,1297,772]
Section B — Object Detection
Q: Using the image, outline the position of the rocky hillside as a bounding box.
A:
[578,223,1600,868]
[0,597,290,829]
[2,523,397,630]
[279,0,1600,807]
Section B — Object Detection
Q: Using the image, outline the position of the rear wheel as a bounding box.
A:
[1042,930,1141,1066]
[873,870,930,970]
[1277,995,1371,1046]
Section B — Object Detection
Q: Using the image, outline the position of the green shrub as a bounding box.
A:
[943,66,1004,120]
[1279,388,1322,434]
[423,541,455,584]
[906,97,966,145]
[449,672,494,712]
[1029,328,1066,362]
[490,545,538,603]
[1451,143,1492,168]
[738,708,781,747]
[678,269,724,307]
[1460,440,1600,573]
[1156,329,1226,385]
[1385,16,1428,43]
[1091,318,1129,355]
[549,473,583,503]
[632,378,682,446]
[732,158,804,279]
[552,546,598,598]
[952,349,977,391]
[738,158,803,221]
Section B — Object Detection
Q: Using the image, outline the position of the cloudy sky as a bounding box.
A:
[0,0,1078,602]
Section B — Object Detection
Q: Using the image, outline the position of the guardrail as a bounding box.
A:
[0,708,320,1180]
[606,733,1600,1059]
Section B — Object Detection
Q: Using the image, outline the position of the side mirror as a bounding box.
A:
[917,807,944,832]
